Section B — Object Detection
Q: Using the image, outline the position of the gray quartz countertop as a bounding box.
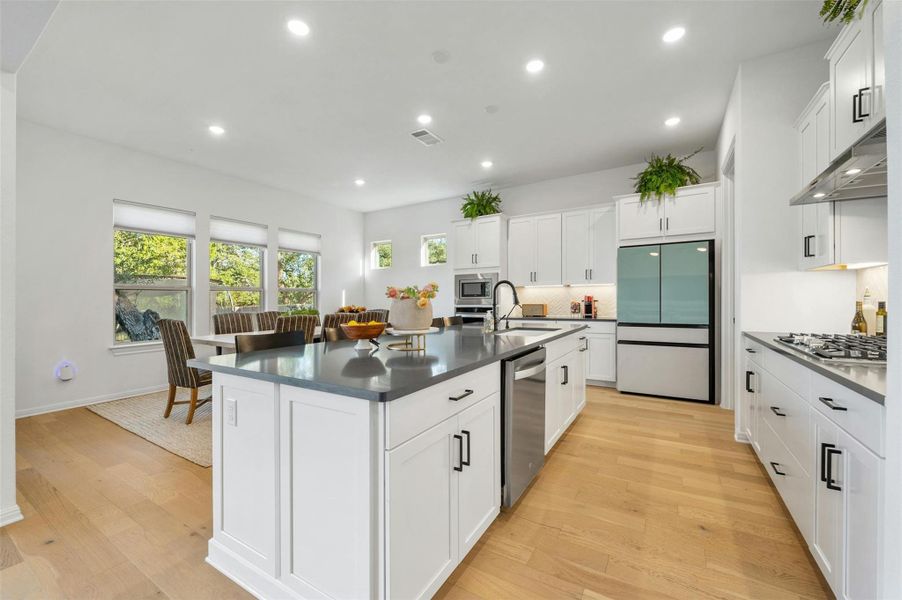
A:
[511,315,616,322]
[743,332,885,404]
[188,323,587,402]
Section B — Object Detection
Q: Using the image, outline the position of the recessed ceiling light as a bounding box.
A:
[287,19,310,37]
[354,178,365,186]
[208,125,225,136]
[845,168,862,175]
[417,114,432,125]
[664,116,681,127]
[481,160,493,169]
[813,192,827,198]
[662,26,686,43]
[525,59,544,74]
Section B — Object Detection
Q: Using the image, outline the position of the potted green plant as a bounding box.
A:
[633,148,702,202]
[819,0,866,23]
[460,189,502,219]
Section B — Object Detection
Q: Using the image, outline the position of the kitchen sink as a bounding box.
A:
[494,327,558,337]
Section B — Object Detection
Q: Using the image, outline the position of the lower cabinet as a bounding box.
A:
[741,353,760,450]
[585,332,616,382]
[386,392,500,600]
[544,347,584,454]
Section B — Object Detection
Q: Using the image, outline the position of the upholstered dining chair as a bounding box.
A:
[322,312,356,330]
[322,327,350,342]
[357,309,389,323]
[235,331,307,354]
[212,312,255,334]
[431,317,444,328]
[255,311,280,331]
[442,316,464,326]
[158,319,212,425]
[274,315,318,343]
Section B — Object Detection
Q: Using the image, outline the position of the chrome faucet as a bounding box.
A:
[492,280,520,330]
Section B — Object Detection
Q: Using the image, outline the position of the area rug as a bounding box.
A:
[87,387,213,467]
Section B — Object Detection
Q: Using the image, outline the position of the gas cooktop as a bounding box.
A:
[774,333,887,365]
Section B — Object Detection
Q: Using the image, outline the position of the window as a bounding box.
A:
[113,201,195,345]
[421,234,447,266]
[277,228,321,312]
[209,217,267,319]
[371,240,392,269]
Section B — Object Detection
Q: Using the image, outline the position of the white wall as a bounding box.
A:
[363,152,716,315]
[718,40,856,334]
[0,72,22,525]
[15,121,365,417]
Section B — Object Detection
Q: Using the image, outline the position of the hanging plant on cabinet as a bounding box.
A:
[460,189,502,219]
[633,147,702,202]
[819,0,867,23]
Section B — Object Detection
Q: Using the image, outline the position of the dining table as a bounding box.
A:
[191,327,323,353]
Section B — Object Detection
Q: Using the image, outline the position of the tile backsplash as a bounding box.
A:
[513,285,616,318]
[857,265,888,305]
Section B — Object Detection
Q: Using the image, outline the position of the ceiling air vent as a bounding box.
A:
[410,128,443,146]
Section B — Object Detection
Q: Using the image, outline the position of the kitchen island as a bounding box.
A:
[188,323,587,600]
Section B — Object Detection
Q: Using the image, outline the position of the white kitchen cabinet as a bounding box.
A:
[573,337,587,413]
[811,409,843,594]
[562,206,616,284]
[507,213,561,286]
[544,347,583,454]
[741,353,760,451]
[584,332,615,382]
[452,215,504,270]
[616,183,717,245]
[827,0,885,161]
[386,392,500,600]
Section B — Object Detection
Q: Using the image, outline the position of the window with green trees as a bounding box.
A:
[113,229,191,343]
[278,250,318,311]
[209,241,264,318]
[422,234,447,266]
[372,241,392,269]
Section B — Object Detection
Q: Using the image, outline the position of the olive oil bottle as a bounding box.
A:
[851,301,868,334]
[876,302,887,337]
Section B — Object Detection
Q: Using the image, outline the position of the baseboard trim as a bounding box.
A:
[587,380,616,388]
[735,431,751,444]
[15,384,169,418]
[0,504,24,527]
[207,539,311,600]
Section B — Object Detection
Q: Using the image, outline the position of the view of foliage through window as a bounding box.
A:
[113,230,190,343]
[373,241,392,269]
[279,250,318,311]
[424,235,447,265]
[210,241,263,314]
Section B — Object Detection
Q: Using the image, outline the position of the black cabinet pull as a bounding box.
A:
[745,370,754,393]
[745,348,756,354]
[453,434,463,472]
[461,430,471,466]
[852,91,863,123]
[769,462,786,476]
[826,448,842,491]
[770,406,786,417]
[561,365,569,385]
[803,235,815,258]
[659,217,663,231]
[818,397,847,411]
[449,389,474,402]
[665,217,670,231]
[857,86,871,119]
[820,442,836,483]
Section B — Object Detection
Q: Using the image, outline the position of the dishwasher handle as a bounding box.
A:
[514,361,546,380]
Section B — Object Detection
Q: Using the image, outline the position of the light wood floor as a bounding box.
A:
[1,388,831,600]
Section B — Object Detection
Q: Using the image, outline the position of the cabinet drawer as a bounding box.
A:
[743,338,766,368]
[760,371,812,474]
[810,374,884,457]
[545,333,581,364]
[757,419,813,544]
[584,321,616,335]
[386,363,500,450]
[766,350,810,399]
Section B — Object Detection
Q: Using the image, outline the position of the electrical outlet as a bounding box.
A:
[225,397,237,427]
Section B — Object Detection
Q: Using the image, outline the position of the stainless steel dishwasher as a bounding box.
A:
[501,347,546,507]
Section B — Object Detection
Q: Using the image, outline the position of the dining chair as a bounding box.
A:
[235,331,307,354]
[322,327,350,342]
[213,312,255,334]
[157,319,212,425]
[431,317,444,328]
[274,314,318,343]
[357,309,389,323]
[443,316,464,326]
[255,311,280,331]
[322,312,356,330]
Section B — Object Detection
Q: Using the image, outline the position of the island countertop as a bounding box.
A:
[188,323,587,402]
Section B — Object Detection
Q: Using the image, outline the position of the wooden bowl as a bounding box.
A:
[340,322,386,340]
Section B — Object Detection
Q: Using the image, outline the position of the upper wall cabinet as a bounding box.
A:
[508,213,562,286]
[616,183,718,246]
[452,215,505,270]
[826,0,885,161]
[562,206,616,285]
[797,84,835,270]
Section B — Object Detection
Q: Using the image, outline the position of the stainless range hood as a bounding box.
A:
[790,120,887,206]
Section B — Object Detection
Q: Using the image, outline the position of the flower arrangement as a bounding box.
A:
[386,282,439,309]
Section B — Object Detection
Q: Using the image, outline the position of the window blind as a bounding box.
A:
[278,228,322,254]
[113,200,195,237]
[210,216,268,246]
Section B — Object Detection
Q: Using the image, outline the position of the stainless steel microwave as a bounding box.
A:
[454,272,498,306]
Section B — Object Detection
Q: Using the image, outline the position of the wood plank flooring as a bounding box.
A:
[1,387,831,599]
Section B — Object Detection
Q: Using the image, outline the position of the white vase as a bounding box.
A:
[389,298,433,331]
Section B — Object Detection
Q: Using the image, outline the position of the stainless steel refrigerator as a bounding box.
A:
[616,240,714,403]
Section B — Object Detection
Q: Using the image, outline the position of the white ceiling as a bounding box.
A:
[17,1,835,212]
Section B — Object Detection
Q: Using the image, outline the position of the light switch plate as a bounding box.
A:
[225,397,237,427]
